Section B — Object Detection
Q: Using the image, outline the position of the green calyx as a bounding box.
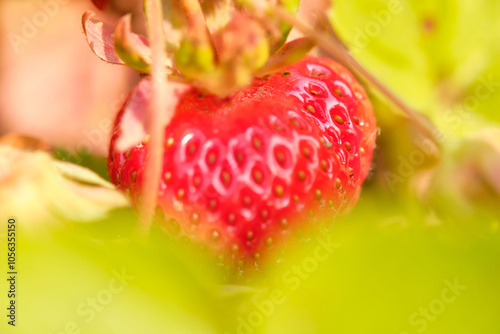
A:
[175,39,216,78]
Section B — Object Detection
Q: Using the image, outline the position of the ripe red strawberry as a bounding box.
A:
[108,57,376,271]
[91,0,109,10]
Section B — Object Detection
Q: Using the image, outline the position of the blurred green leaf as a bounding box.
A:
[247,191,500,334]
[3,191,499,333]
[331,0,500,126]
[6,220,223,334]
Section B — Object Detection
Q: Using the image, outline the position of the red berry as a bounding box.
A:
[108,57,376,270]
[91,0,109,10]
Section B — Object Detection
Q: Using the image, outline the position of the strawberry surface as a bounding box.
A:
[108,57,377,271]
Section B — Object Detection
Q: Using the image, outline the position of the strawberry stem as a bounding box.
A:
[177,0,219,61]
[269,4,439,144]
[139,0,169,234]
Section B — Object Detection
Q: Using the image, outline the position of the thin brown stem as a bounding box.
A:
[139,0,168,234]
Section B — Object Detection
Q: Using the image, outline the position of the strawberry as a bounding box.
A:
[108,57,376,271]
[91,0,109,10]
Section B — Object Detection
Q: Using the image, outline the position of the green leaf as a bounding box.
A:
[5,222,223,333]
[242,192,500,334]
[330,0,500,126]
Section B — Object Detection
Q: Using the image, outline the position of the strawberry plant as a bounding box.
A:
[1,0,500,333]
[82,0,379,272]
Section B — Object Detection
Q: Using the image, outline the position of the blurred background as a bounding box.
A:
[0,0,144,155]
[1,0,499,333]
